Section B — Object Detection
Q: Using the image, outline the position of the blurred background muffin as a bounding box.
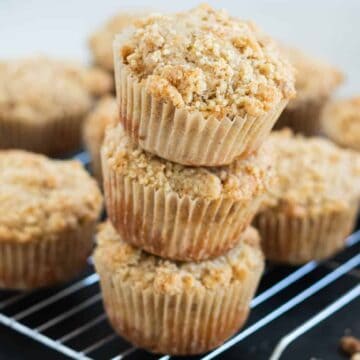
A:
[253,129,360,264]
[322,96,360,151]
[274,46,343,135]
[0,150,102,289]
[0,56,113,156]
[89,10,149,72]
[83,96,117,184]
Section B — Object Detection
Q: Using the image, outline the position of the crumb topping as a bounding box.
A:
[263,129,360,216]
[94,222,264,293]
[117,4,295,119]
[282,46,343,107]
[84,96,117,154]
[102,123,273,201]
[89,11,148,71]
[322,97,360,151]
[0,150,102,243]
[0,57,113,124]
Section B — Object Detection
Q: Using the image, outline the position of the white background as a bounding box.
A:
[0,0,359,97]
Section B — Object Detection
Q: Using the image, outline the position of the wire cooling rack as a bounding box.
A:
[0,151,359,360]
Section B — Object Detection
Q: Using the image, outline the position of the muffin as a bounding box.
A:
[322,97,360,151]
[113,4,295,166]
[0,150,102,289]
[94,222,264,355]
[0,56,113,155]
[274,46,343,135]
[89,11,148,72]
[83,96,117,184]
[253,130,360,264]
[102,123,273,261]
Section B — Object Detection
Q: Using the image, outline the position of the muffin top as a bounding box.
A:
[83,96,117,151]
[0,56,113,124]
[263,130,360,216]
[102,123,273,201]
[89,11,148,71]
[322,97,360,151]
[0,150,102,243]
[282,47,343,107]
[94,222,264,294]
[116,4,295,120]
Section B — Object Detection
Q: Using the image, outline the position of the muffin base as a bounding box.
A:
[253,205,358,265]
[102,153,262,261]
[0,224,95,289]
[96,267,261,355]
[274,97,328,136]
[114,58,287,166]
[0,115,85,156]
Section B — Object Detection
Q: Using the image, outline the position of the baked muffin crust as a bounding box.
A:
[0,56,113,124]
[117,4,295,119]
[95,222,264,294]
[322,97,360,151]
[265,130,360,215]
[0,150,102,243]
[102,123,273,201]
[89,11,148,71]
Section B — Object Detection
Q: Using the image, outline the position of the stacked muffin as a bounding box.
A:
[94,5,295,355]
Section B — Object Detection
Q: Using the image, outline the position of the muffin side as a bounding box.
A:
[102,123,273,261]
[94,222,264,355]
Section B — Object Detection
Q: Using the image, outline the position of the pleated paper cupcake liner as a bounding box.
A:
[0,115,85,156]
[96,262,262,355]
[0,224,95,289]
[274,96,328,136]
[113,48,287,166]
[102,153,262,261]
[253,204,358,265]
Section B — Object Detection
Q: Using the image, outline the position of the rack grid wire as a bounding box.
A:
[0,151,359,360]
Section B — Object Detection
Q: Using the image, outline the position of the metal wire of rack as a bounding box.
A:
[0,151,359,360]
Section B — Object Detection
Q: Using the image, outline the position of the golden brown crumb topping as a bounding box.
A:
[102,123,273,200]
[0,57,113,124]
[84,96,117,154]
[0,150,102,243]
[282,46,343,107]
[89,11,149,71]
[94,222,264,294]
[263,129,360,216]
[116,4,295,119]
[322,97,360,151]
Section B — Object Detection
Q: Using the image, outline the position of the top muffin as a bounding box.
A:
[0,150,102,243]
[264,130,360,216]
[322,97,360,151]
[89,11,148,72]
[117,4,295,120]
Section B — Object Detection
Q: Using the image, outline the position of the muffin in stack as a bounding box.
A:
[94,4,295,355]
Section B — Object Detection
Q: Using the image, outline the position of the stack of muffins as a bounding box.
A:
[94,5,296,355]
